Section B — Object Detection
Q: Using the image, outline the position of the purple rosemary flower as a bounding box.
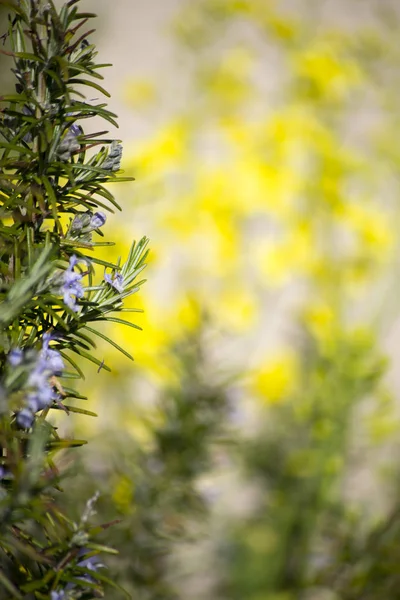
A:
[27,384,56,412]
[76,549,103,584]
[8,348,23,367]
[40,335,65,374]
[16,407,34,429]
[70,212,91,234]
[39,333,64,372]
[103,141,122,172]
[62,255,84,312]
[13,334,64,429]
[29,334,65,383]
[68,211,106,242]
[27,366,47,389]
[57,130,80,161]
[44,348,64,374]
[104,271,124,293]
[51,591,65,600]
[68,122,83,137]
[90,211,106,229]
[0,466,13,482]
[25,334,64,415]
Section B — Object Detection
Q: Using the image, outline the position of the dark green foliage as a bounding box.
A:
[0,1,148,597]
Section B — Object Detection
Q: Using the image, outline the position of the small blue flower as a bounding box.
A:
[42,348,65,375]
[27,366,47,389]
[104,271,124,293]
[14,334,64,423]
[28,353,59,389]
[25,335,64,413]
[40,333,64,374]
[57,130,80,161]
[8,348,23,367]
[0,466,13,484]
[70,214,84,233]
[16,407,34,429]
[114,272,124,292]
[27,384,56,412]
[68,122,83,137]
[70,212,92,235]
[90,211,106,229]
[69,255,79,269]
[51,591,65,600]
[103,141,122,172]
[42,332,52,347]
[76,549,103,584]
[62,255,84,312]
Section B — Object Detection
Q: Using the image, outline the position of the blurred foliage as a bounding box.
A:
[65,0,400,599]
[65,327,231,598]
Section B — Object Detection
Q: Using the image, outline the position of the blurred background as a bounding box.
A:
[8,0,400,598]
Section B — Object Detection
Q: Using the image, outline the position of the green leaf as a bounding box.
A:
[0,140,35,156]
[69,77,111,97]
[61,386,88,399]
[42,175,61,231]
[59,405,97,417]
[60,351,85,379]
[0,569,23,599]
[37,300,70,330]
[85,543,118,554]
[70,345,111,371]
[83,325,134,361]
[47,439,88,449]
[87,256,119,269]
[98,316,143,331]
[89,570,131,598]
[0,246,54,325]
[0,1,27,22]
[14,51,45,62]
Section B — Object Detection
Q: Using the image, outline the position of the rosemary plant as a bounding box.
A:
[0,0,148,597]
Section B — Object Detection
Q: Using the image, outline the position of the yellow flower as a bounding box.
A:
[254,222,314,286]
[122,79,157,109]
[302,301,337,344]
[337,203,393,253]
[200,47,253,107]
[126,120,190,176]
[211,286,258,332]
[292,39,363,101]
[248,351,299,404]
[176,295,201,332]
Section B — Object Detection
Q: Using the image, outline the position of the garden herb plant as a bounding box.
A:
[0,0,148,597]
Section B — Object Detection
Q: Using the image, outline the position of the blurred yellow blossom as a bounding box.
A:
[292,39,363,101]
[127,119,190,176]
[112,475,134,515]
[302,301,337,344]
[199,47,254,108]
[254,222,314,286]
[337,203,393,253]
[248,351,300,404]
[122,79,157,109]
[211,286,258,332]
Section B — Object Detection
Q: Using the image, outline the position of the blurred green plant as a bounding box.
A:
[0,0,148,597]
[61,323,232,599]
